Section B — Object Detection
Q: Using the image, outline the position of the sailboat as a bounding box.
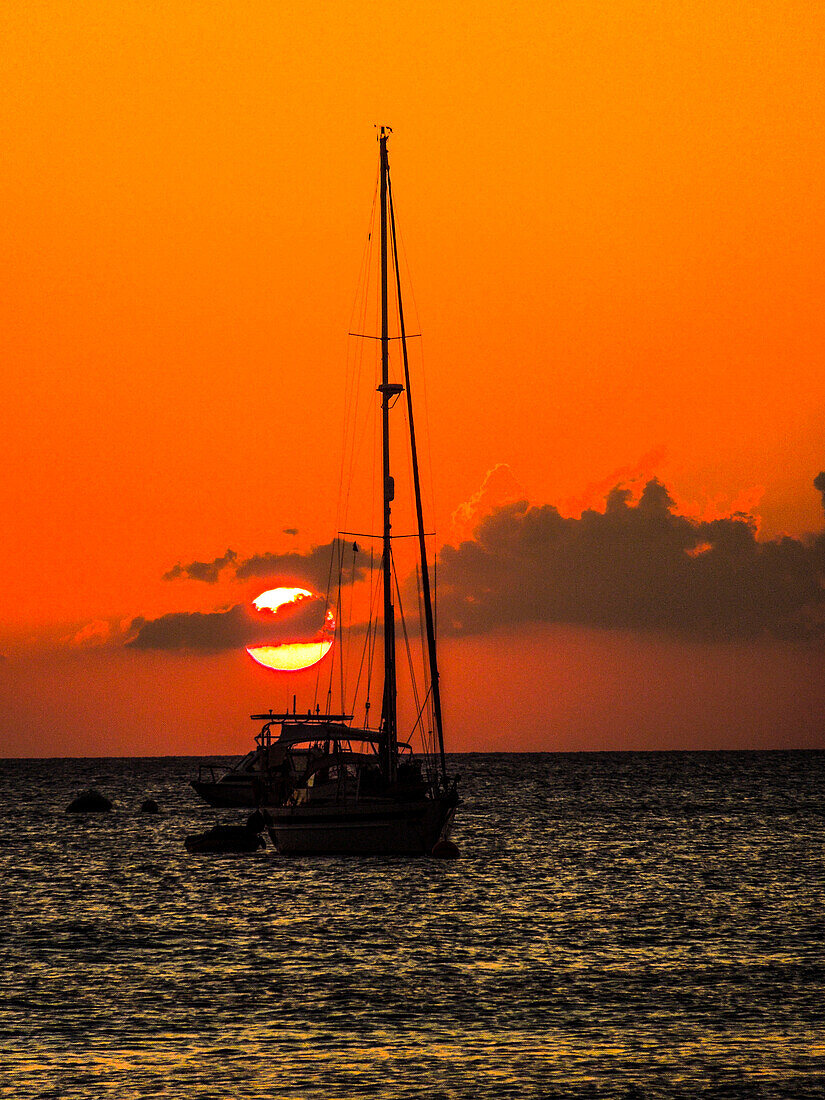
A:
[258,129,459,856]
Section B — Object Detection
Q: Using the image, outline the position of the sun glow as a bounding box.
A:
[252,587,314,613]
[246,587,335,671]
[247,638,334,672]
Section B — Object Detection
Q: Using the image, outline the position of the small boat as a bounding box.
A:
[191,733,314,808]
[259,129,459,856]
[184,824,266,854]
[191,753,263,807]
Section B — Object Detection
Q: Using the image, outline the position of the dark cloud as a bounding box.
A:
[234,538,367,590]
[163,549,237,584]
[813,472,825,569]
[143,473,825,650]
[436,475,825,641]
[127,594,329,652]
[283,527,299,536]
[161,539,365,591]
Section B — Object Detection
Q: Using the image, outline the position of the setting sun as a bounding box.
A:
[247,586,335,671]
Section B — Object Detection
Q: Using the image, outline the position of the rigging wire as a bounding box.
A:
[323,167,381,721]
[414,562,435,745]
[338,571,345,715]
[349,545,381,727]
[389,191,439,551]
[313,145,442,772]
[340,173,379,538]
[343,538,358,707]
[320,532,343,713]
[364,545,376,723]
[387,170,447,778]
[391,555,423,744]
[387,227,432,748]
[391,213,441,677]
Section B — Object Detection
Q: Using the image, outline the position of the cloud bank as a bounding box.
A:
[235,539,366,590]
[127,594,329,652]
[162,539,366,590]
[136,471,825,652]
[451,463,525,541]
[437,475,825,640]
[162,549,237,584]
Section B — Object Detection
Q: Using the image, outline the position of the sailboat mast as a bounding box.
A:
[378,127,398,783]
[387,180,448,783]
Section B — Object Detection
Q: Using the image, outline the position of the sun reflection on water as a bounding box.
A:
[0,753,823,1097]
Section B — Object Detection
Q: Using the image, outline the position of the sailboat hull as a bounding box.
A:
[266,796,455,856]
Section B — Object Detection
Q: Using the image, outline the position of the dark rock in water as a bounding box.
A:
[185,824,266,854]
[431,839,460,859]
[66,789,112,813]
[139,799,160,814]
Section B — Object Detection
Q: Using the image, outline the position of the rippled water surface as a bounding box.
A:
[1,752,823,1098]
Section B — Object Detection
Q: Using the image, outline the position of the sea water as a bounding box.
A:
[0,752,822,1098]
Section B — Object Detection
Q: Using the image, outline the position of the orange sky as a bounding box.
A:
[2,2,825,755]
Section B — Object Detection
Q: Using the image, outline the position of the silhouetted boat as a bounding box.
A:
[184,823,265,854]
[191,737,313,808]
[191,753,267,808]
[259,129,459,856]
